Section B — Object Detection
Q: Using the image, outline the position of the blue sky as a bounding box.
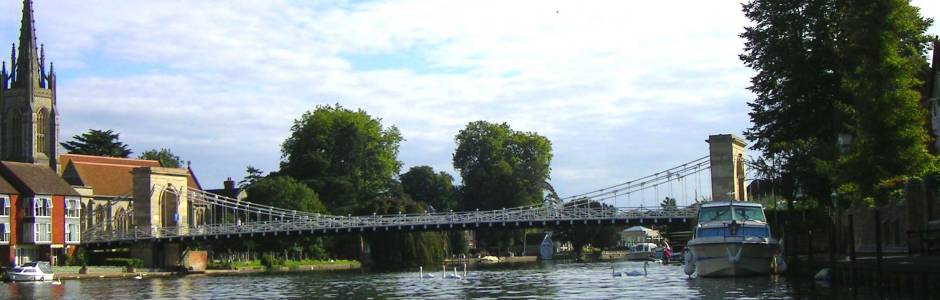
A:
[0,0,937,207]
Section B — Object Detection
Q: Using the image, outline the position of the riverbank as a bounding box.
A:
[43,260,362,281]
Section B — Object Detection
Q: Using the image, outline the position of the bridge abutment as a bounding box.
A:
[707,134,747,201]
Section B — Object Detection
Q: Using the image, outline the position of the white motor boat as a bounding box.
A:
[626,243,659,261]
[7,261,55,282]
[685,201,783,277]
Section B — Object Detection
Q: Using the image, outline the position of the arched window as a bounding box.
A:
[36,108,49,155]
[5,109,21,159]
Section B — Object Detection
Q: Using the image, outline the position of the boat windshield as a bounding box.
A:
[699,206,732,222]
[699,205,766,222]
[733,206,766,222]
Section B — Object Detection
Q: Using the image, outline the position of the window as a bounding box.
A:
[32,198,51,217]
[65,223,80,243]
[66,199,81,218]
[0,197,8,216]
[33,223,50,242]
[36,108,48,154]
[0,223,8,242]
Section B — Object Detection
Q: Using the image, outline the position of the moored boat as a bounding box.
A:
[685,201,783,277]
[6,261,55,282]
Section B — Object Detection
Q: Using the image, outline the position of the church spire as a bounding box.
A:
[12,0,41,89]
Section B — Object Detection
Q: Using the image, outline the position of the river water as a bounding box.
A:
[1,260,878,299]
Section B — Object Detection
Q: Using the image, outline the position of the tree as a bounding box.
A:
[139,148,183,168]
[239,166,265,188]
[280,104,403,214]
[660,197,677,210]
[245,176,326,214]
[740,0,847,208]
[740,0,935,205]
[453,121,552,253]
[61,129,132,157]
[357,181,448,270]
[837,0,935,202]
[555,199,621,261]
[400,166,457,212]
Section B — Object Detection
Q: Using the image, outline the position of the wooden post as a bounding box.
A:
[848,214,857,297]
[874,210,883,291]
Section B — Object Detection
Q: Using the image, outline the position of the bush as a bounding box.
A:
[260,254,283,269]
[104,258,143,268]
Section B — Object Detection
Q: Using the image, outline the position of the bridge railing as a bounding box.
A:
[82,204,698,243]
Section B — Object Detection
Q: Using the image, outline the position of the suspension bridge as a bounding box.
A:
[82,155,716,246]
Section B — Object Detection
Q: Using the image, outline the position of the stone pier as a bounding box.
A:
[707,134,747,201]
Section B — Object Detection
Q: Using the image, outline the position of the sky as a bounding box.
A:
[0,0,937,207]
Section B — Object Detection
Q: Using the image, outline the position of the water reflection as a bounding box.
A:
[1,260,875,299]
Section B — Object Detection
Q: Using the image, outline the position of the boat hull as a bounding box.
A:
[687,237,778,277]
[7,273,54,282]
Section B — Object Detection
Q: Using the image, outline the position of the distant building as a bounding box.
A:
[0,161,79,266]
[205,177,246,201]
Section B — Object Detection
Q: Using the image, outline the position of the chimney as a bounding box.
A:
[224,177,235,191]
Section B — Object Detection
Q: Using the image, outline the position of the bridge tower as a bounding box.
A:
[130,167,190,268]
[707,134,747,201]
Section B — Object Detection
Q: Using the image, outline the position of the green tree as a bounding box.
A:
[660,197,677,210]
[61,129,132,157]
[239,166,265,188]
[453,121,552,253]
[400,166,457,212]
[280,104,403,214]
[740,0,847,207]
[357,181,448,270]
[555,199,621,260]
[837,0,935,201]
[740,0,935,205]
[139,148,183,168]
[245,176,326,214]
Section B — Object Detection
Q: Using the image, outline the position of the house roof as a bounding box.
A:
[59,154,202,197]
[0,174,17,194]
[0,161,79,196]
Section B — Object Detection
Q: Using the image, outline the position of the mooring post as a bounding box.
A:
[848,214,857,297]
[874,210,883,293]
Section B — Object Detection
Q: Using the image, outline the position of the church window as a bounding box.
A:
[5,109,21,158]
[36,108,49,155]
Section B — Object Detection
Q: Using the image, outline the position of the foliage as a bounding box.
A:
[239,165,265,188]
[245,176,326,214]
[260,253,284,269]
[103,258,142,268]
[139,148,183,168]
[280,104,403,214]
[453,121,552,249]
[357,188,448,270]
[740,0,934,205]
[660,197,677,210]
[400,166,457,212]
[61,129,132,157]
[836,0,934,202]
[554,199,621,260]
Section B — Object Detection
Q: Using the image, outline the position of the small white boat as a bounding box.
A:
[7,261,55,282]
[685,201,783,277]
[626,243,658,261]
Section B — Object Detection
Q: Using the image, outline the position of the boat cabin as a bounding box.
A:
[695,201,771,239]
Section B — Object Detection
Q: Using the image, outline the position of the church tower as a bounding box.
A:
[0,0,58,171]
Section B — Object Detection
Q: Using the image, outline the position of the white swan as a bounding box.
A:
[419,266,434,279]
[613,261,648,277]
[445,267,463,280]
[133,274,143,280]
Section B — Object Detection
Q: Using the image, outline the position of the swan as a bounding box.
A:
[613,261,648,277]
[133,274,143,280]
[51,278,62,285]
[445,267,463,280]
[419,266,434,279]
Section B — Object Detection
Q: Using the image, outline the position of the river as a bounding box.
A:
[1,260,881,299]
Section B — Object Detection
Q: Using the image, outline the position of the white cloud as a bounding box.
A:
[0,0,936,203]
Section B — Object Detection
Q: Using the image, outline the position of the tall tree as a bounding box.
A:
[837,0,935,201]
[61,129,132,157]
[453,121,552,252]
[400,166,457,212]
[740,0,846,206]
[239,165,265,188]
[280,104,403,214]
[139,148,183,168]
